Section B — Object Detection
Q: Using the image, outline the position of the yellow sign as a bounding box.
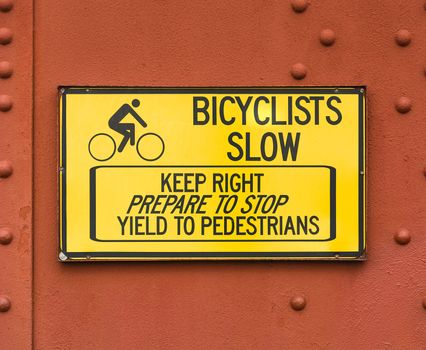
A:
[59,87,365,260]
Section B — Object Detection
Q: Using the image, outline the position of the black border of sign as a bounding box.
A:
[59,86,365,261]
[89,165,336,242]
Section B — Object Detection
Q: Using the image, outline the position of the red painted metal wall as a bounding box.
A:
[1,0,426,348]
[0,0,33,348]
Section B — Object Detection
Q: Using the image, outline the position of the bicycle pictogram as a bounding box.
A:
[88,99,165,162]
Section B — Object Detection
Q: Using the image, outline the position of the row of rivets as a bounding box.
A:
[395,8,423,314]
[290,1,419,120]
[0,0,13,314]
[393,28,414,114]
[291,279,426,311]
[390,13,425,308]
[402,14,425,308]
[288,0,425,312]
[289,294,426,312]
[393,5,422,293]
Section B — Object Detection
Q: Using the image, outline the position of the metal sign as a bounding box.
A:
[59,87,365,261]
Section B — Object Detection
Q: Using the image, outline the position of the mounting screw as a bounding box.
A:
[59,252,68,261]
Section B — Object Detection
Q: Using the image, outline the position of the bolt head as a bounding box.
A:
[290,296,306,311]
[0,160,13,178]
[0,296,11,312]
[394,228,411,245]
[0,227,13,244]
[59,252,68,261]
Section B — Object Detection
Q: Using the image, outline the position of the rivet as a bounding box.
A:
[394,228,411,245]
[290,63,307,80]
[319,29,336,46]
[291,0,309,13]
[0,27,13,45]
[0,61,13,78]
[395,29,411,47]
[0,227,13,245]
[395,96,412,114]
[0,94,12,111]
[0,296,11,312]
[0,0,13,12]
[290,296,306,311]
[0,160,13,178]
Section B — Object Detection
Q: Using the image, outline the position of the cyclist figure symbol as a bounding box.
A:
[109,99,147,152]
[88,99,165,162]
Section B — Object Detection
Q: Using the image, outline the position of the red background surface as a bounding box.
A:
[1,0,426,349]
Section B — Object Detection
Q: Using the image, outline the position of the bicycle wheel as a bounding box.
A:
[136,133,165,161]
[88,133,116,161]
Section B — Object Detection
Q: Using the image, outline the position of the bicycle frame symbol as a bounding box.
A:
[88,99,165,162]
